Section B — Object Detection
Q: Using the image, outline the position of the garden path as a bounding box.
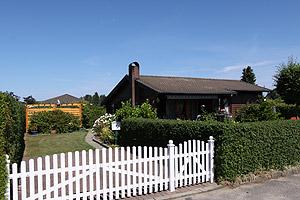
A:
[85,129,105,149]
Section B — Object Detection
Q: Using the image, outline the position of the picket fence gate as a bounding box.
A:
[6,137,214,200]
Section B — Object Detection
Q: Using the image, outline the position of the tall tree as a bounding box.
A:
[92,92,100,105]
[274,57,300,105]
[23,95,36,104]
[83,94,92,103]
[241,66,256,84]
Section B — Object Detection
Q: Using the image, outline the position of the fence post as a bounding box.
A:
[168,140,175,192]
[5,155,10,200]
[208,136,215,183]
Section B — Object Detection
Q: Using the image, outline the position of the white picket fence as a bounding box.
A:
[6,137,214,200]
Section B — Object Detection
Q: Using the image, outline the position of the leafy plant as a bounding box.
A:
[97,127,114,144]
[0,92,25,199]
[82,104,106,128]
[274,57,300,105]
[93,113,116,145]
[29,110,80,134]
[0,92,25,164]
[235,100,280,122]
[0,153,7,200]
[115,100,157,120]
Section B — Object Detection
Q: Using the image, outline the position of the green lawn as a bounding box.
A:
[23,130,94,160]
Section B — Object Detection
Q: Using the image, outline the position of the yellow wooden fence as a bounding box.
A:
[26,103,83,132]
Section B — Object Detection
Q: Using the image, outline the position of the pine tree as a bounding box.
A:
[241,66,256,84]
[92,92,100,105]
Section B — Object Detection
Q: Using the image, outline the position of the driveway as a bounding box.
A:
[182,174,300,200]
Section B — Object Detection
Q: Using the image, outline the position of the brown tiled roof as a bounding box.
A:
[41,94,81,104]
[137,75,269,94]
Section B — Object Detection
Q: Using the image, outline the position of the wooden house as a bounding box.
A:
[103,62,269,119]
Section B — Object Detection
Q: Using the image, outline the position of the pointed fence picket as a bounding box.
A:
[6,137,214,200]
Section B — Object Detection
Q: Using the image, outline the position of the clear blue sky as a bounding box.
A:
[1,1,300,100]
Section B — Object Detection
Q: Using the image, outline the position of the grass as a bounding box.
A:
[23,130,94,160]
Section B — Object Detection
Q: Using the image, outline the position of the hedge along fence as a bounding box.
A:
[0,92,26,199]
[0,92,25,163]
[120,118,300,182]
[0,152,7,200]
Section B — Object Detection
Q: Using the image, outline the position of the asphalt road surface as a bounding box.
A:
[182,174,300,200]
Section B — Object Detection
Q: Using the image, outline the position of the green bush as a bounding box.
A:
[115,100,157,120]
[276,103,300,119]
[29,110,80,134]
[120,118,300,182]
[0,92,25,164]
[235,100,280,122]
[0,92,25,199]
[0,152,7,200]
[82,104,106,128]
[96,126,114,144]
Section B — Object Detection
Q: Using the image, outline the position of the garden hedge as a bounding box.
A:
[29,110,80,134]
[0,148,7,200]
[120,118,300,181]
[0,92,26,199]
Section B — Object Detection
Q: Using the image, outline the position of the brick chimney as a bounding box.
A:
[128,62,140,107]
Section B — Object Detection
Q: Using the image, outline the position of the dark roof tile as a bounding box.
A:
[138,75,269,94]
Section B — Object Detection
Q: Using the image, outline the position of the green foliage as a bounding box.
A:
[235,99,300,121]
[93,113,116,145]
[29,110,80,134]
[241,66,256,84]
[276,103,300,119]
[115,100,157,120]
[120,118,300,182]
[0,154,7,200]
[119,118,222,147]
[96,127,114,144]
[0,92,25,164]
[235,100,280,122]
[274,57,300,105]
[23,95,36,104]
[82,92,105,106]
[82,104,106,128]
[0,92,25,199]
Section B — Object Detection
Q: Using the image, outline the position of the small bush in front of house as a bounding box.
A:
[82,104,106,128]
[120,118,300,182]
[236,99,300,121]
[93,113,116,145]
[115,100,157,120]
[235,100,280,122]
[29,110,80,134]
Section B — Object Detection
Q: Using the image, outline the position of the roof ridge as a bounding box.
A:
[140,75,242,82]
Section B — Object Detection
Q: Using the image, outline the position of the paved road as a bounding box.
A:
[182,174,300,200]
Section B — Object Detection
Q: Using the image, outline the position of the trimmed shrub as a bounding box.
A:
[120,118,300,182]
[0,92,25,199]
[82,104,106,128]
[29,110,80,134]
[0,92,25,164]
[0,152,7,200]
